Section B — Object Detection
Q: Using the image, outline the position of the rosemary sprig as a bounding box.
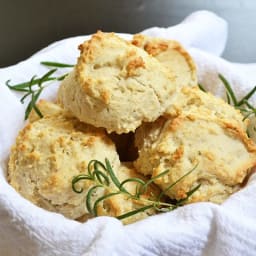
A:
[72,158,200,221]
[218,74,256,120]
[199,74,256,121]
[5,61,74,120]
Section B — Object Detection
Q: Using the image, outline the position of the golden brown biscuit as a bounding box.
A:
[58,31,177,134]
[135,112,256,204]
[8,105,120,220]
[132,34,197,88]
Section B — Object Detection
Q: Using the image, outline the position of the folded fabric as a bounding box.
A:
[1,10,256,256]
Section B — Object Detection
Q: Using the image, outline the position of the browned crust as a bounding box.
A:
[132,34,197,85]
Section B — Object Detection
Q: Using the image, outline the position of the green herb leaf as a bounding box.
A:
[40,61,75,68]
[72,174,93,193]
[104,158,122,190]
[6,77,56,91]
[226,91,231,104]
[237,86,256,106]
[86,185,104,214]
[120,177,145,197]
[116,204,154,220]
[139,169,170,196]
[175,184,201,206]
[198,83,206,92]
[93,191,121,216]
[218,74,238,106]
[157,163,199,201]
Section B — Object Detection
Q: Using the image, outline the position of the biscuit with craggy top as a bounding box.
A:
[58,31,177,134]
[132,34,197,88]
[134,113,256,204]
[8,105,120,220]
[136,86,248,178]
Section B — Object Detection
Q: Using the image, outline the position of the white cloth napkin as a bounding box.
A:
[1,10,256,256]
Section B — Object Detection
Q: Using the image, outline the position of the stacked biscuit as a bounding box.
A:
[8,31,256,224]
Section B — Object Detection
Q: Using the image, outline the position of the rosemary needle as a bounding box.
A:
[218,74,238,106]
[198,83,206,92]
[116,205,154,220]
[40,61,75,68]
[200,74,256,124]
